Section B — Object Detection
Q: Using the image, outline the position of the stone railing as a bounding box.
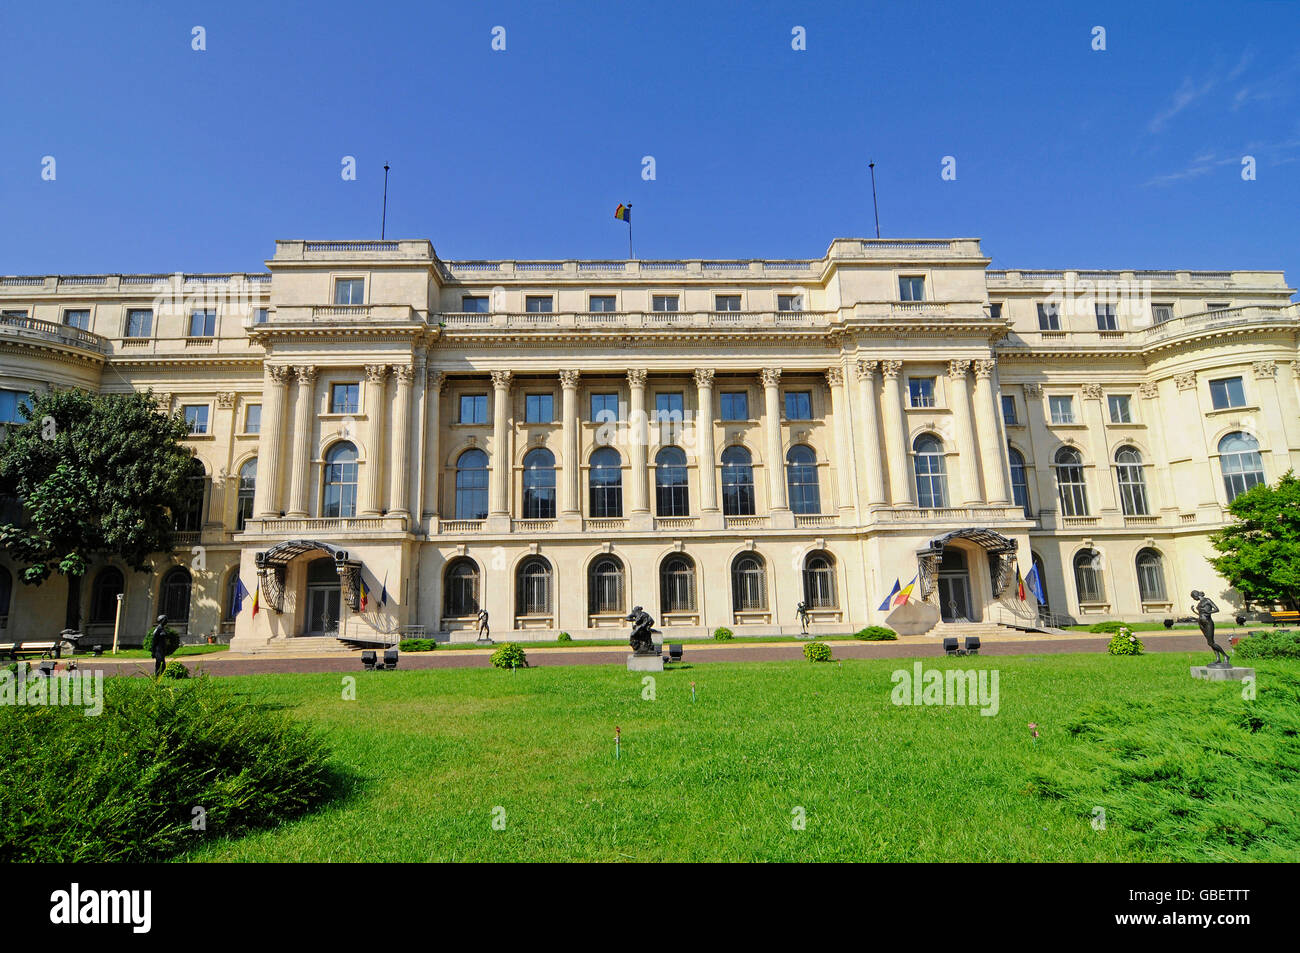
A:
[1141,305,1291,344]
[0,313,109,355]
[436,310,834,331]
[794,514,838,528]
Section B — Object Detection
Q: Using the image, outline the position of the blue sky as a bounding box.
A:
[1,0,1298,280]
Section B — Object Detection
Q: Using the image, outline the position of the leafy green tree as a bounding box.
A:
[0,389,197,630]
[1209,471,1300,610]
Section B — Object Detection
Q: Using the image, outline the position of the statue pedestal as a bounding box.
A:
[1190,665,1254,682]
[627,653,663,672]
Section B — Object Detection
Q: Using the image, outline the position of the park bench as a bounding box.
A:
[0,641,62,661]
[1267,610,1300,626]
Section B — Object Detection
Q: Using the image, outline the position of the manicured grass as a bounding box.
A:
[1065,622,1251,632]
[74,644,230,659]
[181,653,1300,862]
[430,634,827,651]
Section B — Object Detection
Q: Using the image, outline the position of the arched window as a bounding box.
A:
[721,445,755,516]
[660,554,697,612]
[160,566,192,625]
[913,434,948,508]
[174,457,207,533]
[803,551,837,609]
[731,553,768,611]
[1055,447,1089,517]
[444,558,480,617]
[89,567,125,625]
[1136,548,1167,602]
[0,565,13,627]
[786,445,821,514]
[1073,549,1105,604]
[655,446,689,517]
[1115,446,1149,516]
[236,457,257,530]
[324,442,359,518]
[516,556,552,616]
[1008,445,1030,517]
[454,448,489,520]
[588,556,625,614]
[1219,432,1265,502]
[522,448,556,520]
[589,448,623,518]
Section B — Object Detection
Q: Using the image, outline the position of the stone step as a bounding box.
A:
[257,637,354,654]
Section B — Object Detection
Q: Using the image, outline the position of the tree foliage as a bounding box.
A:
[1209,471,1300,609]
[0,389,197,593]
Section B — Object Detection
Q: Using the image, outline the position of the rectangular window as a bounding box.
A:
[1049,395,1075,425]
[720,391,749,421]
[330,383,360,415]
[652,295,679,312]
[1209,376,1246,410]
[459,394,489,424]
[525,393,554,423]
[1095,304,1118,331]
[1207,302,1231,312]
[525,296,553,313]
[1108,394,1132,424]
[183,405,209,435]
[1001,395,1018,425]
[0,310,28,320]
[784,390,812,420]
[0,390,32,424]
[714,295,741,312]
[188,310,216,337]
[1037,303,1061,330]
[462,295,489,313]
[589,295,616,312]
[63,309,90,330]
[125,308,153,338]
[908,377,936,408]
[898,276,925,301]
[334,278,365,305]
[1152,303,1174,324]
[654,392,684,421]
[255,308,269,324]
[244,404,261,434]
[989,302,1003,319]
[591,392,619,421]
[777,294,803,312]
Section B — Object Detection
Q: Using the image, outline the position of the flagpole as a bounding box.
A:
[627,205,633,259]
[868,161,880,239]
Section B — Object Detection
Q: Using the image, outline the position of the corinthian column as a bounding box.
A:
[253,364,291,519]
[826,367,857,515]
[626,369,649,515]
[694,369,718,512]
[560,370,581,514]
[855,360,886,505]
[285,365,317,518]
[948,360,982,504]
[359,364,388,516]
[490,370,512,517]
[761,368,788,511]
[880,360,913,505]
[389,365,414,519]
[972,359,1010,504]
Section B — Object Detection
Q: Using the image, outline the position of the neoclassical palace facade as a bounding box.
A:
[0,237,1296,648]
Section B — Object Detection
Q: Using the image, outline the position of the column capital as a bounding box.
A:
[626,368,648,388]
[1253,360,1277,380]
[490,369,513,389]
[427,369,445,392]
[294,365,318,386]
[216,392,237,409]
[825,367,844,387]
[855,359,878,380]
[1081,382,1103,400]
[693,368,715,388]
[1023,382,1043,399]
[946,359,970,380]
[364,364,389,384]
[1174,372,1196,391]
[393,364,415,386]
[973,359,997,380]
[1138,381,1159,399]
[267,365,293,385]
[880,360,903,380]
[760,367,782,388]
[560,369,581,389]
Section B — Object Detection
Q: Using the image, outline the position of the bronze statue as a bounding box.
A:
[475,608,491,643]
[149,614,169,677]
[625,606,658,655]
[796,601,810,636]
[1191,590,1230,667]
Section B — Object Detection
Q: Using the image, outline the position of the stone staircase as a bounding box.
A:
[257,636,356,654]
[929,620,1030,639]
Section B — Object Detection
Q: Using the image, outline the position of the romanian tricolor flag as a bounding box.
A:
[614,203,631,223]
[360,578,370,612]
[894,575,917,607]
[878,579,901,612]
[1016,566,1028,602]
[251,585,260,618]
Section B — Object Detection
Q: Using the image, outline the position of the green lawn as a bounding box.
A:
[77,644,230,659]
[421,634,834,651]
[184,652,1300,862]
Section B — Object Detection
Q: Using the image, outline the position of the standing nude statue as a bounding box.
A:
[1191,590,1231,667]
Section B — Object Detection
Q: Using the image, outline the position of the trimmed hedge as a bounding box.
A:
[855,626,898,641]
[1234,630,1300,660]
[1089,621,1128,634]
[557,632,572,642]
[399,638,436,652]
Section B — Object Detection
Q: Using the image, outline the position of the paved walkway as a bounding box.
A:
[66,631,1213,678]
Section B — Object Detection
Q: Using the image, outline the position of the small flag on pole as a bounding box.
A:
[614,203,631,222]
[233,578,250,615]
[360,578,370,612]
[878,579,901,612]
[251,584,260,617]
[1025,563,1045,605]
[1016,566,1027,602]
[380,572,388,608]
[894,575,917,607]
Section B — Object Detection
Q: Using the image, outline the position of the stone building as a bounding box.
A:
[0,237,1295,648]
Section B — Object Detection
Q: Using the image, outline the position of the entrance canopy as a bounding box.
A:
[254,540,362,614]
[255,539,350,569]
[915,528,1019,601]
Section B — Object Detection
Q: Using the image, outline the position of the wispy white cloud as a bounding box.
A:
[1147,52,1255,134]
[1144,134,1300,186]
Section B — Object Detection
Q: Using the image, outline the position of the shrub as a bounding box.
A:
[557,632,572,642]
[0,677,334,861]
[713,627,734,641]
[490,642,528,669]
[142,625,181,656]
[1107,628,1144,656]
[803,641,832,662]
[161,660,189,679]
[398,638,436,652]
[855,626,898,641]
[1089,621,1127,634]
[1234,630,1300,660]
